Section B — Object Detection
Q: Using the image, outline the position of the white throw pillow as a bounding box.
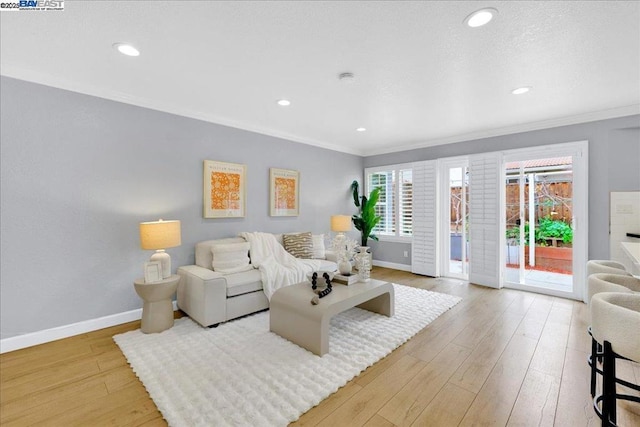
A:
[312,234,326,259]
[211,242,253,274]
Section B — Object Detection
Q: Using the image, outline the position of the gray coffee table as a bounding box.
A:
[269,279,394,356]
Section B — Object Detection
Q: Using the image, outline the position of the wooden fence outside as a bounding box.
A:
[449,181,573,228]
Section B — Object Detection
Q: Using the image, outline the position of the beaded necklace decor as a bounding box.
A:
[310,272,332,305]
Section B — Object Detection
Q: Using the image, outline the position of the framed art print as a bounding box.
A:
[203,160,246,218]
[270,168,299,216]
[144,261,162,283]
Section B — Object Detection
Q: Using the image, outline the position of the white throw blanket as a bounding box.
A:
[239,232,322,299]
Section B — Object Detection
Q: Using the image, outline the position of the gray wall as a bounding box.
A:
[365,116,640,266]
[2,73,637,340]
[0,76,363,340]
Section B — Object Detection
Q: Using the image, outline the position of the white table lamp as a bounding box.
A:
[331,215,352,237]
[140,219,181,279]
[331,215,353,274]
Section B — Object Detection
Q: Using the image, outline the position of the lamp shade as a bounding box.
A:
[331,215,352,232]
[140,220,181,250]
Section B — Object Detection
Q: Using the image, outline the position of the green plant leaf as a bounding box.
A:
[367,187,380,206]
[351,215,363,231]
[351,180,360,208]
[506,216,572,246]
[350,181,383,246]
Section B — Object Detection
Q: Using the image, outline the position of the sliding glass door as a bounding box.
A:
[504,157,574,291]
[440,158,469,279]
[412,142,587,300]
[502,142,587,300]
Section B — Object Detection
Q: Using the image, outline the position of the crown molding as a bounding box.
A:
[365,105,640,156]
[0,67,361,156]
[3,67,638,158]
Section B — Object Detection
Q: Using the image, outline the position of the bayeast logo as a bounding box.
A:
[0,0,64,11]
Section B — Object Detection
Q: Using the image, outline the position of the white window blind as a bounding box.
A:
[365,165,413,239]
[368,171,395,235]
[411,160,438,276]
[468,153,502,288]
[399,169,413,236]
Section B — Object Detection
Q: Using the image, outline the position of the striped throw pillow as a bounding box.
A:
[283,232,314,259]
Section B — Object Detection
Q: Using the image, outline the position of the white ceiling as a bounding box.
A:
[1,1,639,156]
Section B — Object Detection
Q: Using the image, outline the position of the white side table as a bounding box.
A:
[134,274,180,333]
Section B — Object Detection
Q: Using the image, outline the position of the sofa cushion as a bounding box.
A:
[283,232,314,258]
[196,237,246,269]
[311,234,326,259]
[225,269,263,297]
[211,242,253,274]
[317,259,338,272]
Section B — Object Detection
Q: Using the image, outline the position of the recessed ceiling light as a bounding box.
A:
[277,99,291,106]
[511,86,531,95]
[464,8,498,28]
[113,43,140,57]
[339,72,355,82]
[356,127,366,132]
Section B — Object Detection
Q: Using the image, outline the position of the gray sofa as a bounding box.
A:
[177,234,337,327]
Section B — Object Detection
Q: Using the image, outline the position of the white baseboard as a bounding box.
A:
[0,301,178,354]
[1,260,410,354]
[372,260,412,272]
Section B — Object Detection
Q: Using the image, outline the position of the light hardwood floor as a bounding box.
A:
[2,268,639,426]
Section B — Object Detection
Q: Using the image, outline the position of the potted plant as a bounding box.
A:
[350,180,382,247]
[350,180,382,274]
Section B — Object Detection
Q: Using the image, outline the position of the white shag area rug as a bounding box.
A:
[114,284,460,427]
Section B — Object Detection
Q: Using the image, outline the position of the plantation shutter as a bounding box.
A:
[468,153,502,288]
[399,169,413,236]
[368,171,395,235]
[411,160,439,276]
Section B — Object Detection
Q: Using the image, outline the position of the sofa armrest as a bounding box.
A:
[177,265,227,327]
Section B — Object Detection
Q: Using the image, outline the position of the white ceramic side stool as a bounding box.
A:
[134,274,180,333]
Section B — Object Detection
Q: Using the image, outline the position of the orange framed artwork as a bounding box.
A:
[270,168,299,216]
[203,160,246,218]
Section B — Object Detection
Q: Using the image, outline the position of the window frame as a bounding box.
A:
[364,163,413,243]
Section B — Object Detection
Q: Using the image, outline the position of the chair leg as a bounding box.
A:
[597,342,603,363]
[602,341,617,426]
[590,336,598,397]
